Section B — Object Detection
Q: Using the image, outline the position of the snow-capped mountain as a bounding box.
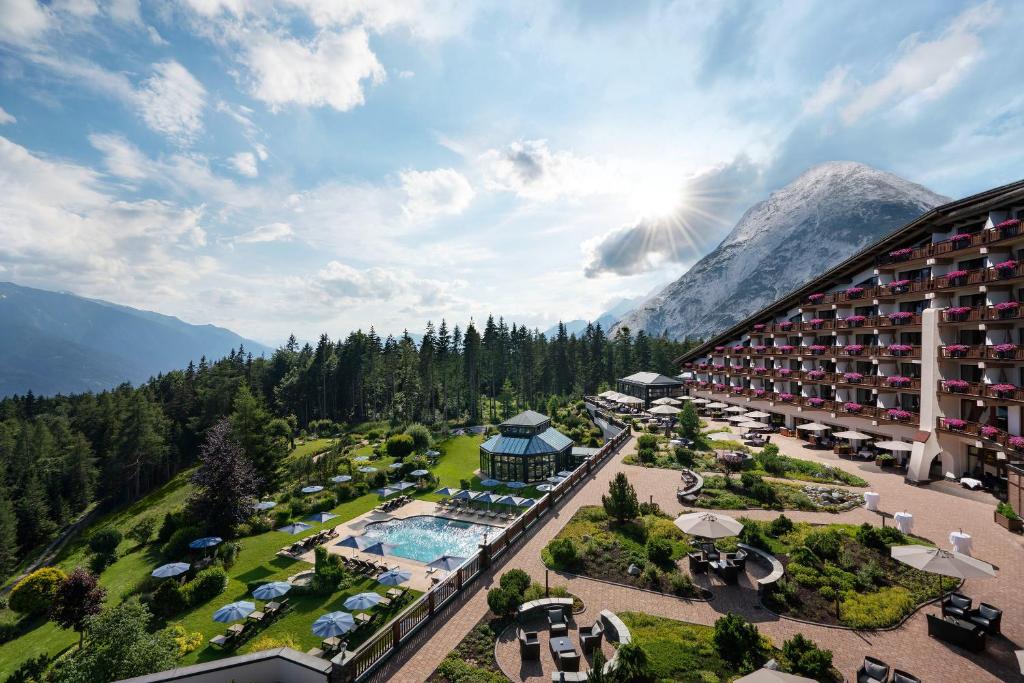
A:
[613,161,949,340]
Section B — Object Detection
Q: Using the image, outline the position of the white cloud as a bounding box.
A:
[147,25,168,45]
[0,106,15,125]
[842,3,999,124]
[228,151,258,177]
[253,143,268,161]
[481,139,624,202]
[803,66,848,115]
[106,0,140,24]
[243,28,385,112]
[0,0,51,45]
[312,260,462,307]
[88,133,149,178]
[135,61,206,143]
[400,168,474,218]
[234,222,293,244]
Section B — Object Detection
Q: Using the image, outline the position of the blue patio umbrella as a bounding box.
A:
[307,511,338,523]
[546,476,565,485]
[556,470,575,478]
[392,481,415,491]
[361,541,398,557]
[516,497,536,507]
[494,495,518,508]
[536,484,554,492]
[377,568,412,586]
[337,535,375,551]
[388,462,404,470]
[252,581,292,600]
[189,536,223,550]
[254,501,277,511]
[151,562,189,578]
[506,481,528,489]
[435,487,462,496]
[312,611,356,638]
[426,555,466,572]
[212,601,255,623]
[410,469,430,477]
[354,455,370,462]
[344,592,383,610]
[425,449,441,458]
[453,490,479,501]
[330,475,353,483]
[358,466,378,473]
[480,478,500,487]
[278,522,312,535]
[301,485,324,494]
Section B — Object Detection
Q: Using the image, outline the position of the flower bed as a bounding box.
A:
[755,519,958,629]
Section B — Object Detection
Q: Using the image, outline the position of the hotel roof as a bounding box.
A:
[481,427,574,456]
[620,371,684,385]
[500,410,550,427]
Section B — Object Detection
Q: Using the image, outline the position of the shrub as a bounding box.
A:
[674,447,694,466]
[499,569,531,601]
[217,541,241,569]
[547,538,578,568]
[4,654,50,683]
[486,587,517,617]
[385,434,415,459]
[128,517,158,547]
[840,587,915,628]
[161,526,201,559]
[636,434,658,450]
[750,481,777,505]
[738,521,769,550]
[88,527,123,557]
[855,523,887,551]
[783,633,834,680]
[602,472,639,523]
[769,514,794,537]
[804,529,842,561]
[669,572,695,597]
[158,509,192,543]
[164,623,204,657]
[637,448,656,464]
[645,537,673,567]
[403,424,432,451]
[713,613,764,668]
[248,634,302,652]
[997,501,1021,521]
[640,564,662,588]
[182,567,228,606]
[10,567,68,615]
[150,579,187,619]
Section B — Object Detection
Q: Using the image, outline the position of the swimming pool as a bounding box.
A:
[360,515,496,564]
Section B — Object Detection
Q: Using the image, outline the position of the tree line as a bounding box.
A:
[0,318,695,578]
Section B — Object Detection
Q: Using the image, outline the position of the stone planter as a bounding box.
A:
[994,510,1023,533]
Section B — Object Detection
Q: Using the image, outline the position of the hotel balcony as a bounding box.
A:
[936,416,1024,453]
[940,344,1024,361]
[875,221,1023,269]
[939,381,1024,404]
[940,304,1024,325]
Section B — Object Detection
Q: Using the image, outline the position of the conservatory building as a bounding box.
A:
[479,410,574,482]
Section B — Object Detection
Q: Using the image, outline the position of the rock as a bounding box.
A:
[627,564,642,576]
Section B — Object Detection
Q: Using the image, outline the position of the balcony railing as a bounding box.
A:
[876,223,1022,267]
[936,417,1024,452]
[942,304,1024,324]
[940,381,1024,403]
[940,345,1024,361]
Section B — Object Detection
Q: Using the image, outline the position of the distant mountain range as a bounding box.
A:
[0,282,273,397]
[544,295,647,337]
[613,161,949,340]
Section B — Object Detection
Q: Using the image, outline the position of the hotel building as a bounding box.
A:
[676,179,1024,498]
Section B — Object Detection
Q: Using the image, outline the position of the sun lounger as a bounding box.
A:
[209,634,232,648]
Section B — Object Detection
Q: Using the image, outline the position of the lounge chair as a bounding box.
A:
[856,656,890,683]
[547,607,568,636]
[941,592,972,619]
[559,651,581,672]
[688,552,708,574]
[580,621,603,654]
[968,603,1002,635]
[208,634,232,648]
[518,629,540,660]
[892,670,921,683]
[926,613,986,652]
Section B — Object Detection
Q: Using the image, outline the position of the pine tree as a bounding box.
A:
[602,472,639,524]
[188,419,260,536]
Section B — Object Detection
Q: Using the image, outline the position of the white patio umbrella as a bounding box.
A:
[706,402,728,409]
[744,411,771,419]
[890,545,996,606]
[617,395,644,405]
[833,430,873,441]
[691,398,710,405]
[651,397,682,406]
[649,405,681,416]
[709,431,740,441]
[674,511,744,539]
[598,390,619,399]
[875,440,913,452]
[727,414,751,423]
[677,395,695,401]
[723,405,748,413]
[738,421,768,430]
[796,422,830,432]
[736,670,816,683]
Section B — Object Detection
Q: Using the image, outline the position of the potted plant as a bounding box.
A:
[994,301,1020,319]
[888,311,914,324]
[993,343,1017,360]
[887,279,911,294]
[889,247,914,262]
[844,344,864,356]
[945,344,970,358]
[943,379,970,393]
[945,305,972,321]
[995,259,1018,278]
[889,343,913,357]
[876,453,896,468]
[943,418,967,431]
[995,502,1023,532]
[946,270,969,287]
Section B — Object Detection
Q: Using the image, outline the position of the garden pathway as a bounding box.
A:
[375,427,1024,682]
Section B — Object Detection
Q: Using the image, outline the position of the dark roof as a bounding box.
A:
[675,177,1024,365]
[500,410,550,427]
[620,371,684,386]
[481,427,574,455]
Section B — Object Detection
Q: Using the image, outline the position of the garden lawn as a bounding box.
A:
[423,435,545,500]
[620,611,768,683]
[286,437,338,462]
[0,436,485,676]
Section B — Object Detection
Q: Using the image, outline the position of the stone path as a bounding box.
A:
[375,427,1024,682]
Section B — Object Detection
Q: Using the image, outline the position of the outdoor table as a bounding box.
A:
[386,588,404,599]
[356,613,372,624]
[322,636,341,652]
[949,531,973,555]
[960,477,983,490]
[247,610,265,623]
[863,491,880,511]
[894,511,914,534]
[549,636,576,656]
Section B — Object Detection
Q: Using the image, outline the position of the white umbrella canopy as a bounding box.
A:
[735,670,816,683]
[744,411,771,419]
[890,545,997,579]
[709,432,740,441]
[727,414,751,423]
[616,395,644,405]
[691,398,710,405]
[723,405,748,413]
[674,511,744,539]
[649,405,681,415]
[706,402,728,409]
[598,390,619,399]
[677,395,695,401]
[651,397,682,406]
[796,422,830,432]
[875,440,913,452]
[833,430,873,440]
[738,421,768,430]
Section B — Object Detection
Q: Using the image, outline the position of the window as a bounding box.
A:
[960,365,983,382]
[959,330,985,345]
[900,300,927,314]
[959,293,985,307]
[958,257,985,271]
[855,305,878,317]
[899,267,931,281]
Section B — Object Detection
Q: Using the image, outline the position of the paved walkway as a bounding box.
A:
[375,428,1024,682]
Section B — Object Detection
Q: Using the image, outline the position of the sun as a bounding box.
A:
[625,176,684,219]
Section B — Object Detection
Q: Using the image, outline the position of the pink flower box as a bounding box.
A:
[947,270,970,280]
[945,306,972,321]
[888,344,913,355]
[1009,436,1024,450]
[887,279,911,293]
[994,301,1019,311]
[712,364,725,371]
[754,345,767,352]
[733,345,745,353]
[713,383,726,391]
[945,344,970,357]
[995,259,1018,276]
[889,247,914,260]
[846,286,865,297]
[844,344,864,355]
[980,425,1000,439]
[993,343,1017,358]
[754,389,766,397]
[778,393,794,402]
[843,402,863,413]
[777,368,792,376]
[887,375,911,387]
[843,372,864,383]
[886,409,912,421]
[996,218,1021,228]
[888,311,914,323]
[807,345,827,355]
[943,379,969,392]
[753,324,766,331]
[714,346,725,352]
[754,367,769,375]
[777,321,794,330]
[807,293,825,303]
[806,370,826,380]
[950,233,972,243]
[990,383,1017,397]
[806,398,825,407]
[845,315,867,326]
[943,418,967,430]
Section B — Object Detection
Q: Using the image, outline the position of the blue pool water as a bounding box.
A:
[360,515,495,564]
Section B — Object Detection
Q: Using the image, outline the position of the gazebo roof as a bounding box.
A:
[619,371,684,386]
[481,427,573,456]
[500,410,550,428]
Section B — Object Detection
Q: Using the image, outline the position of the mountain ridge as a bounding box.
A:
[613,161,950,340]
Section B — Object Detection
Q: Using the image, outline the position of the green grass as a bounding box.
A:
[286,437,338,462]
[0,435,486,676]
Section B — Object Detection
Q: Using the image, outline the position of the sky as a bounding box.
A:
[2,0,1024,346]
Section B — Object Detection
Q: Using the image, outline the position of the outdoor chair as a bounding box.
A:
[688,551,708,574]
[725,549,747,571]
[580,621,603,654]
[942,592,972,619]
[208,634,232,648]
[518,629,540,660]
[547,607,568,636]
[559,651,581,672]
[967,603,1002,635]
[701,543,720,561]
[892,670,921,683]
[926,614,986,652]
[716,560,740,584]
[856,656,890,683]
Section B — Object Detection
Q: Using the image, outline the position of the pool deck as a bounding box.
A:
[296,500,508,592]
